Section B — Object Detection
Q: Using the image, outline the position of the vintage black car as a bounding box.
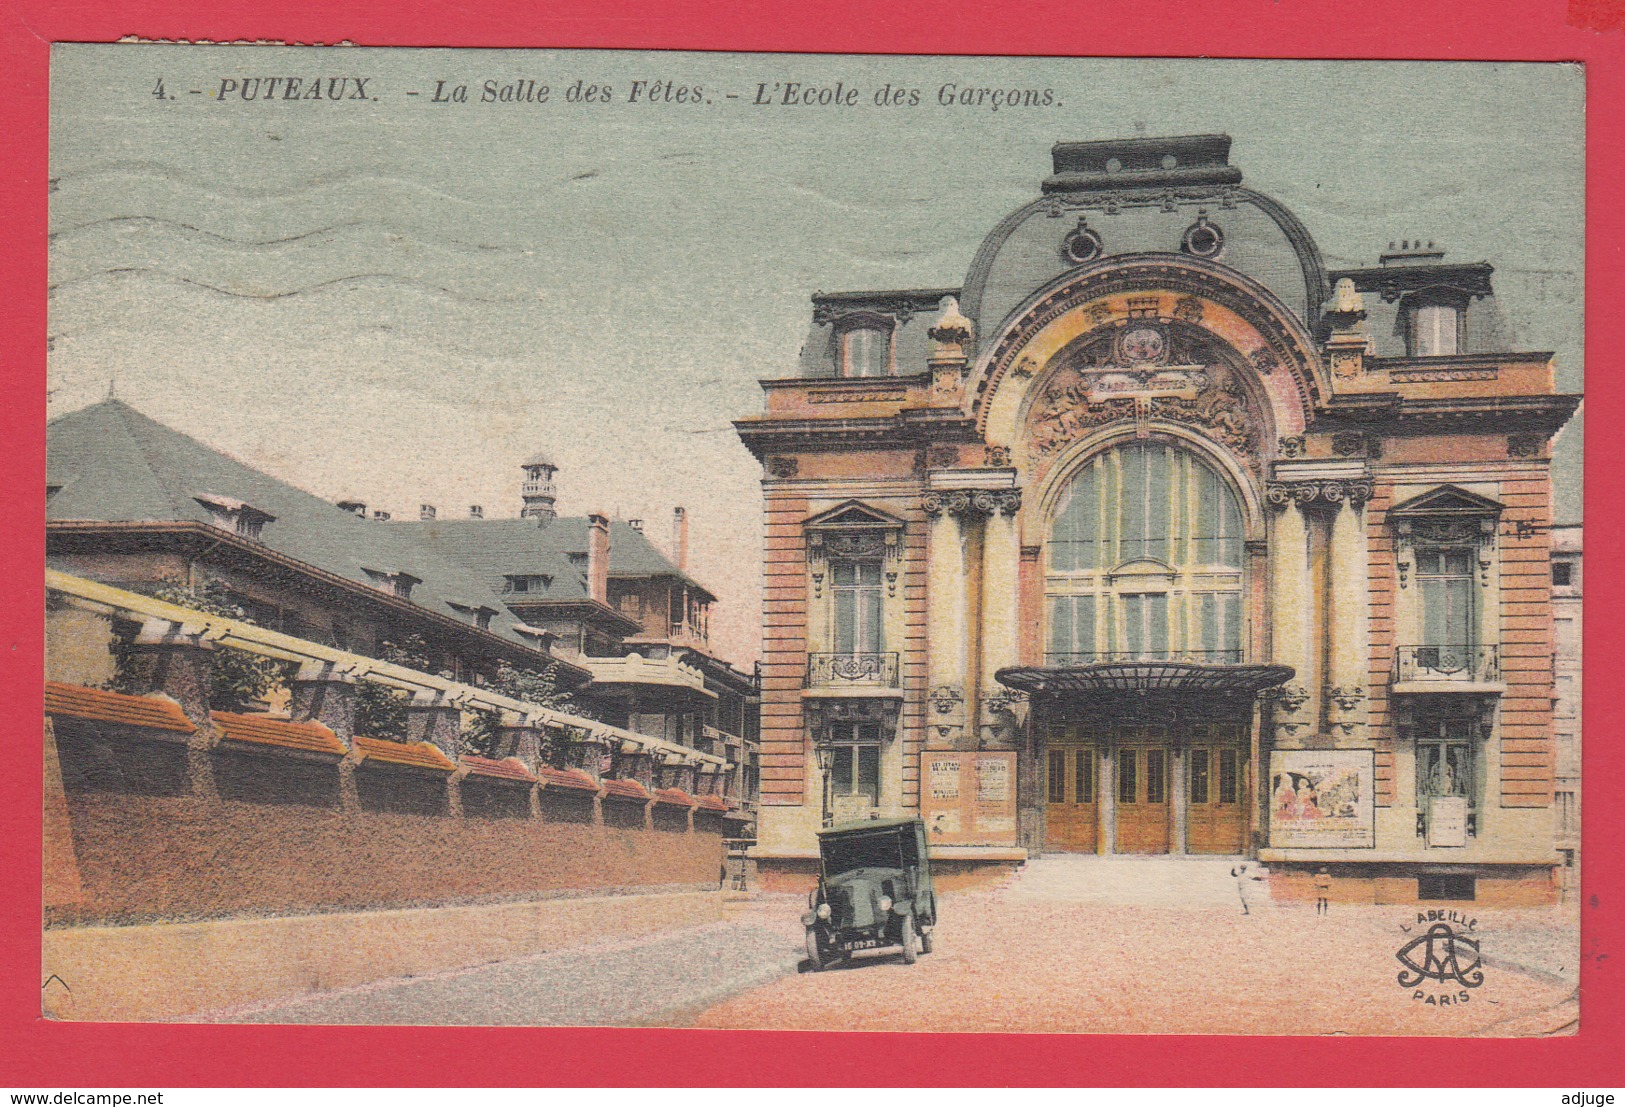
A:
[802,815,936,970]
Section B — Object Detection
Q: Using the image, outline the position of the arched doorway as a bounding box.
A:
[1040,439,1253,855]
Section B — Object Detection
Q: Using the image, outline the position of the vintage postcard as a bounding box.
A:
[42,46,1583,1038]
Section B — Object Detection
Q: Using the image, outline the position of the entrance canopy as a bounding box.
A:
[995,660,1294,698]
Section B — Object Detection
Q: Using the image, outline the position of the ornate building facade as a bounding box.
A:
[735,135,1579,904]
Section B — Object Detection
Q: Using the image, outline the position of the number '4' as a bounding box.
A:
[153,78,169,101]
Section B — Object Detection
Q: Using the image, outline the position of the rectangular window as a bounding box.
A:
[1117,747,1138,805]
[829,722,882,805]
[1048,749,1066,804]
[1418,547,1476,670]
[1145,748,1167,804]
[1412,304,1461,357]
[1553,562,1573,587]
[1074,748,1095,804]
[832,560,884,654]
[1120,593,1169,659]
[843,326,889,377]
[1218,748,1240,805]
[1189,748,1210,805]
[1045,594,1096,664]
[1416,716,1475,810]
[1197,592,1243,663]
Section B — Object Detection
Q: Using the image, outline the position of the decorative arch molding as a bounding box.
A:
[970,255,1326,446]
[1030,422,1267,546]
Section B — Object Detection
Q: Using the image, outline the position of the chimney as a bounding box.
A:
[469,505,484,519]
[587,512,611,604]
[336,498,366,517]
[672,506,689,572]
[420,504,437,521]
[628,518,644,533]
[372,509,392,522]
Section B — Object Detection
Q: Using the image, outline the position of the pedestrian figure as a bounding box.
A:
[1314,867,1332,915]
[1232,862,1255,915]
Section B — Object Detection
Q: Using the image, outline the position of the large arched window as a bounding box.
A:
[1046,441,1246,665]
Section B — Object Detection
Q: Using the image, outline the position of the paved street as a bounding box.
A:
[205,911,803,1027]
[695,857,1581,1036]
[201,857,1580,1035]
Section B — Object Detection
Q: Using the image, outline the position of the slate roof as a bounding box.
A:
[46,399,542,651]
[398,516,716,604]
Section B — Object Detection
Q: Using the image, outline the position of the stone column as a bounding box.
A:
[924,492,973,749]
[571,730,611,781]
[1325,484,1372,743]
[1267,486,1316,746]
[978,490,1024,748]
[405,693,463,760]
[494,722,544,767]
[289,661,357,746]
[127,622,219,799]
[1170,746,1188,856]
[1097,739,1116,857]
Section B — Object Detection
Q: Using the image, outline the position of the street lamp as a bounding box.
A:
[815,743,835,827]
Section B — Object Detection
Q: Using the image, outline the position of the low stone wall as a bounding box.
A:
[49,718,727,926]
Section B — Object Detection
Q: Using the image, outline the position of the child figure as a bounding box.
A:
[1314,867,1332,915]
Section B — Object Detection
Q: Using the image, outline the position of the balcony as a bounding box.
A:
[1391,645,1504,695]
[806,652,900,689]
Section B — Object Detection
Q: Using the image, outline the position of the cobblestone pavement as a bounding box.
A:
[208,906,804,1026]
[693,858,1582,1037]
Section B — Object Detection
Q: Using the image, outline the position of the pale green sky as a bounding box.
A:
[48,48,1584,664]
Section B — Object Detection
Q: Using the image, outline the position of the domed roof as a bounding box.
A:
[959,135,1329,346]
[522,451,556,469]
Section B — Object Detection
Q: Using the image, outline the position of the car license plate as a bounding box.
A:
[841,938,880,951]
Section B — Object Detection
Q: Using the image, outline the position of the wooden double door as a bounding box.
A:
[1044,724,1248,855]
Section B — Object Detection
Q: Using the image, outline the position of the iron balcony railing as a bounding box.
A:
[807,651,901,688]
[1394,644,1499,684]
[1043,649,1244,666]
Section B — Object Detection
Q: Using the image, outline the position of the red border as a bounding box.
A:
[4,0,1619,1088]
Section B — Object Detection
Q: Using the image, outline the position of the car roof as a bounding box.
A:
[817,816,924,838]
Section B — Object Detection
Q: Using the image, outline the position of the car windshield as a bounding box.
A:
[822,830,913,876]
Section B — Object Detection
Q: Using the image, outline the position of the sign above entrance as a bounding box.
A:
[1268,749,1376,849]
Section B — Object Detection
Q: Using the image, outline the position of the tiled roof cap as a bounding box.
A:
[211,711,345,759]
[599,777,651,801]
[694,794,730,812]
[459,755,537,784]
[44,681,196,735]
[653,787,697,807]
[352,734,457,774]
[537,766,602,792]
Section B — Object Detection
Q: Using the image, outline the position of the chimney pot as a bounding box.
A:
[372,510,392,522]
[420,504,437,521]
[469,505,484,519]
[628,518,644,532]
[587,512,611,604]
[337,499,367,517]
[673,506,689,572]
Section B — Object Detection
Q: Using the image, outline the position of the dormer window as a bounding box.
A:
[362,567,421,600]
[194,493,276,541]
[447,599,498,630]
[503,574,552,594]
[837,316,894,378]
[1409,302,1461,356]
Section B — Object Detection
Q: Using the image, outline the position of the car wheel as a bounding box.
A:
[920,927,934,955]
[900,913,918,965]
[805,927,825,971]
